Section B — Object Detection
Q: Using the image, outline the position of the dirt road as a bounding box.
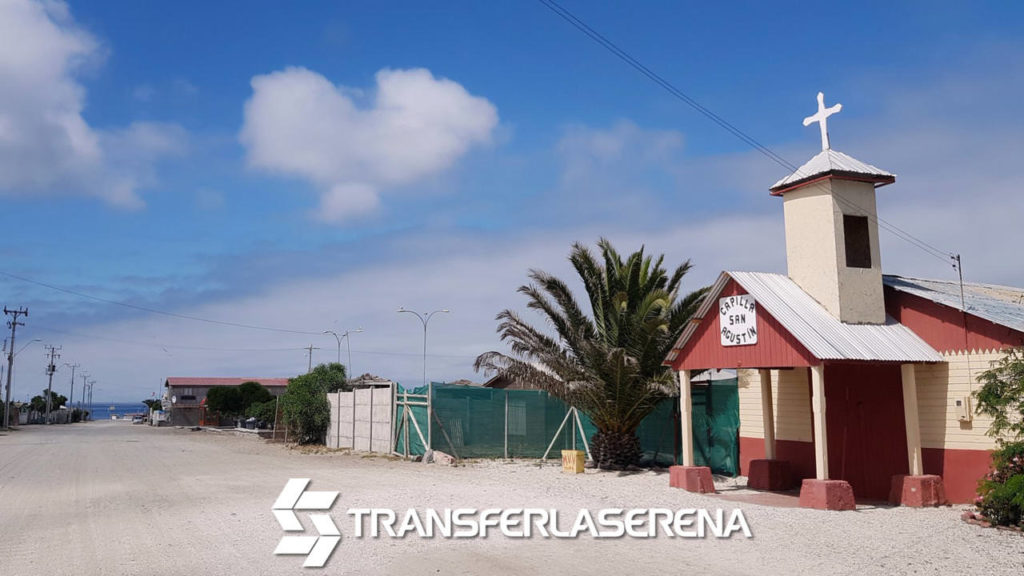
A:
[1,422,1021,575]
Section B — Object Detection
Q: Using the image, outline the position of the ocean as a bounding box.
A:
[84,402,149,420]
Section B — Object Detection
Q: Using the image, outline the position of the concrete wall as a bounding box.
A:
[327,385,394,453]
[783,182,841,316]
[783,178,885,324]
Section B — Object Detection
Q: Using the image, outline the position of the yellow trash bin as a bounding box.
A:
[561,450,585,474]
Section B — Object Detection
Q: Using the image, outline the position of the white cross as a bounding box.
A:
[802,92,842,150]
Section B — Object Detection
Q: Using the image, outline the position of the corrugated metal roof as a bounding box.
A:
[665,271,943,365]
[884,275,1024,335]
[165,377,290,388]
[770,149,895,192]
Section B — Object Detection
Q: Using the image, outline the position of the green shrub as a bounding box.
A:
[280,363,348,444]
[206,386,243,416]
[246,399,278,424]
[977,442,1024,527]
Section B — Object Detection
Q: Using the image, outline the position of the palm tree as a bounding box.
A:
[475,238,708,469]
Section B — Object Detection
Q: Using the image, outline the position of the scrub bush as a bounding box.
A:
[976,442,1024,527]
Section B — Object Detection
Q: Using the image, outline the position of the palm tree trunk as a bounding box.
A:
[591,429,642,470]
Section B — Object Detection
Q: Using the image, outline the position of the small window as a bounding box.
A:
[844,215,872,268]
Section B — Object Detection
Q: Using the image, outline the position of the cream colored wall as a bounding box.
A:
[914,350,1002,451]
[832,180,885,324]
[783,182,841,317]
[738,368,813,442]
[782,178,885,325]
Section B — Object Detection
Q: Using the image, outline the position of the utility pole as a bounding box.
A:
[86,379,95,420]
[79,372,89,413]
[44,345,61,424]
[4,306,28,430]
[304,344,320,372]
[64,362,79,423]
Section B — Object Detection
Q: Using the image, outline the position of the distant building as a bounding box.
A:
[348,373,396,389]
[482,374,537,390]
[164,377,289,426]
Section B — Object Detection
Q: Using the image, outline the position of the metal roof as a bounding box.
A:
[770,149,895,193]
[665,271,943,365]
[165,377,290,388]
[884,275,1024,335]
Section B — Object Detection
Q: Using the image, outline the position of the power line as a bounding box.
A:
[30,325,310,353]
[31,324,481,360]
[536,0,957,269]
[0,271,322,335]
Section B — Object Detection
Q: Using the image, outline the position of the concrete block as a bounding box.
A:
[889,474,948,507]
[798,479,856,511]
[669,465,716,493]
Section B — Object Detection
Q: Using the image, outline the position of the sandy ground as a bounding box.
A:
[1,422,1022,576]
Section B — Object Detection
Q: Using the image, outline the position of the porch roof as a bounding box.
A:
[665,271,944,366]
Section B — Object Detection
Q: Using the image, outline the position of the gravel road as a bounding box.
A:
[1,422,1021,575]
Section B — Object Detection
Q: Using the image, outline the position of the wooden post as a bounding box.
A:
[503,390,509,459]
[427,382,433,452]
[679,370,694,467]
[369,386,374,453]
[810,364,828,480]
[901,364,923,476]
[389,384,395,456]
[759,369,776,460]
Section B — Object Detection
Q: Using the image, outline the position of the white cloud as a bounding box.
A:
[239,66,498,222]
[0,0,185,208]
[31,218,757,400]
[558,120,683,186]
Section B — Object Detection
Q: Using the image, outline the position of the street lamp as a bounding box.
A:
[397,308,449,388]
[323,328,364,376]
[3,338,40,430]
[86,379,96,421]
[63,362,79,418]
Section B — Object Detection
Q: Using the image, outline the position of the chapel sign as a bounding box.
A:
[719,294,758,347]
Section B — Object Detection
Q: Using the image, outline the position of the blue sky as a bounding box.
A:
[3,1,1023,402]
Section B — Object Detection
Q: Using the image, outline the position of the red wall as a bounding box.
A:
[824,363,909,501]
[922,447,993,504]
[673,280,818,371]
[885,288,1024,353]
[739,436,816,483]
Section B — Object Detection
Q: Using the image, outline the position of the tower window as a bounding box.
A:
[844,215,872,268]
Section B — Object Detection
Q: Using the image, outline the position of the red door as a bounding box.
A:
[825,363,909,501]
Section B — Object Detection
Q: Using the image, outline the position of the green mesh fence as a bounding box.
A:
[393,379,739,476]
[690,380,740,476]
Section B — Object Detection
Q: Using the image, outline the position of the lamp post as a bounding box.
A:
[63,362,79,422]
[3,338,40,429]
[324,329,364,376]
[397,308,449,388]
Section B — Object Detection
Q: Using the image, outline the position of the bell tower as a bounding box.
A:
[769,93,895,325]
